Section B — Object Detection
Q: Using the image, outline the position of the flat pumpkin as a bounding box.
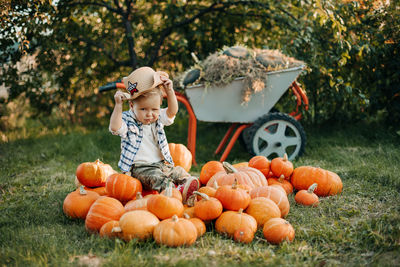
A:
[153,215,197,247]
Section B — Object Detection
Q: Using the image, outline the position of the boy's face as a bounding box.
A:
[130,94,161,125]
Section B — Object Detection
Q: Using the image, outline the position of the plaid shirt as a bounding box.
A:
[110,109,174,172]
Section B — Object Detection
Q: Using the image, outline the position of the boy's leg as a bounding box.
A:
[164,165,199,203]
[130,162,171,192]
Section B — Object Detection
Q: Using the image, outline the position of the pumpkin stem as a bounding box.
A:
[232,178,238,189]
[79,186,87,195]
[194,191,210,201]
[222,162,238,174]
[111,227,122,233]
[238,208,244,214]
[183,213,190,219]
[136,192,143,200]
[283,153,288,161]
[172,215,179,222]
[164,180,173,198]
[278,175,285,182]
[307,183,318,193]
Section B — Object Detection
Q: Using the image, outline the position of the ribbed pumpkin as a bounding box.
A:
[147,184,184,219]
[245,197,281,227]
[124,192,149,212]
[294,183,319,206]
[196,184,217,200]
[214,180,251,211]
[117,210,160,241]
[168,143,192,172]
[105,173,142,203]
[291,166,343,196]
[76,159,116,187]
[215,209,257,238]
[84,186,108,196]
[267,175,293,195]
[99,220,120,238]
[193,192,223,221]
[248,155,270,177]
[207,162,267,189]
[183,213,206,238]
[63,186,100,219]
[234,227,254,244]
[153,215,198,247]
[250,186,290,217]
[263,218,295,244]
[270,154,293,179]
[161,187,183,202]
[85,196,125,232]
[200,161,224,185]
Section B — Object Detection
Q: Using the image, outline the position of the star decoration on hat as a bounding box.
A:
[127,81,138,95]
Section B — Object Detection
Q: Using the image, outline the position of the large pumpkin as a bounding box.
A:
[105,173,142,202]
[263,218,295,244]
[250,186,290,217]
[85,196,125,232]
[206,162,267,189]
[153,215,198,247]
[199,161,224,185]
[214,181,251,211]
[168,143,192,172]
[291,166,343,196]
[245,197,281,228]
[117,210,160,241]
[76,159,116,187]
[215,209,257,238]
[63,186,100,219]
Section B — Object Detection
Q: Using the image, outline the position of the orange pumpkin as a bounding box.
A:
[63,186,100,219]
[291,166,343,197]
[124,192,149,212]
[147,183,184,219]
[245,197,281,228]
[99,220,120,238]
[206,162,268,189]
[267,175,294,195]
[270,154,293,179]
[183,213,206,238]
[84,186,108,196]
[161,187,183,202]
[76,159,116,187]
[214,180,251,211]
[250,186,290,217]
[196,184,217,200]
[183,205,196,218]
[153,215,198,247]
[199,161,224,185]
[168,143,192,172]
[263,218,295,244]
[118,210,160,241]
[232,162,249,168]
[105,173,142,203]
[248,155,270,177]
[193,192,223,221]
[294,183,319,206]
[234,227,254,244]
[85,196,125,232]
[215,209,257,238]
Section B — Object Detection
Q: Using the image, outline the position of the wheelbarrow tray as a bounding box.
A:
[185,65,305,123]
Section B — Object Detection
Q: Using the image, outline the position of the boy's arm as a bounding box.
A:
[161,77,178,119]
[109,91,126,132]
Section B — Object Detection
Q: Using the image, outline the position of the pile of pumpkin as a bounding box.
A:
[63,152,343,247]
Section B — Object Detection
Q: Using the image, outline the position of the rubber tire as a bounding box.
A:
[242,112,306,160]
[183,69,201,86]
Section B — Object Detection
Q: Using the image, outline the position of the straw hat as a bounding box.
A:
[122,67,169,100]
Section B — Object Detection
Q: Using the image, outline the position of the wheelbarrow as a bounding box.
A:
[99,65,308,165]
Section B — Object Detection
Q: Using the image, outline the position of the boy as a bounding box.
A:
[109,67,199,202]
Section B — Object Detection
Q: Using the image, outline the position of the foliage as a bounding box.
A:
[1,122,400,265]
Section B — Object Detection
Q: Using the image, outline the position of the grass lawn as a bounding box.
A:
[1,117,399,266]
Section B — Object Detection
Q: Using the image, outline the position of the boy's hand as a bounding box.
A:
[160,76,174,94]
[114,90,127,104]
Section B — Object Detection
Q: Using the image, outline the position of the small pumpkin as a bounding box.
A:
[200,161,224,185]
[63,186,100,219]
[193,191,223,221]
[270,154,293,179]
[105,173,142,203]
[196,183,217,200]
[214,180,251,211]
[245,197,281,228]
[207,162,267,189]
[267,175,294,195]
[85,196,125,233]
[76,159,116,187]
[161,186,183,202]
[248,155,270,177]
[294,183,319,206]
[233,227,254,244]
[117,210,160,241]
[124,192,149,212]
[263,218,295,244]
[153,215,198,247]
[84,186,108,196]
[232,162,249,168]
[99,220,120,238]
[183,213,206,238]
[250,186,290,217]
[168,143,192,172]
[147,183,184,219]
[291,166,343,197]
[215,209,257,238]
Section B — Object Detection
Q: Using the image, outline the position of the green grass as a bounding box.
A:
[1,119,400,266]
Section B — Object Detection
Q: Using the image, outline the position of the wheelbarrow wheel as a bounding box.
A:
[242,112,306,161]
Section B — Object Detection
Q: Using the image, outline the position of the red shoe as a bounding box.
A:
[182,177,200,203]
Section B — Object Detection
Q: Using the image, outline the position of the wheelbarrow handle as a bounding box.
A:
[99,80,124,92]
